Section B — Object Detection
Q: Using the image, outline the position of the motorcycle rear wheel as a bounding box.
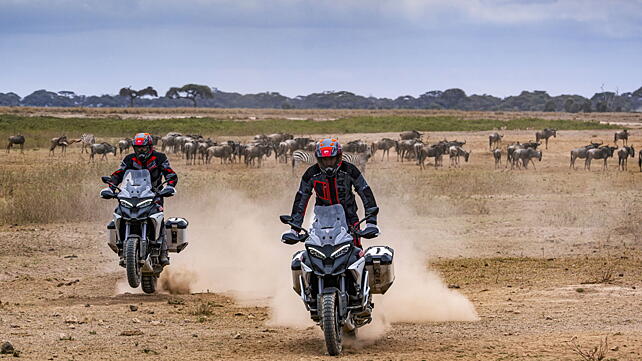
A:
[321,293,343,356]
[125,237,141,288]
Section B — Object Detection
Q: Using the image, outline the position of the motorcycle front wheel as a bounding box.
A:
[321,293,343,356]
[141,274,157,294]
[125,237,141,288]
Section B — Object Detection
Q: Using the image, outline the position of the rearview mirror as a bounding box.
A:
[101,176,111,184]
[280,215,293,224]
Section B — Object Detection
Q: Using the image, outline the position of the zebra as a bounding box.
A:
[291,150,370,173]
[79,133,96,154]
[342,152,370,172]
[292,150,315,172]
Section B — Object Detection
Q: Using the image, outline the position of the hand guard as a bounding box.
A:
[159,185,176,197]
[281,229,301,245]
[360,223,380,239]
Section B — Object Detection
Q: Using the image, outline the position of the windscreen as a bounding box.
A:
[118,169,155,199]
[307,204,353,246]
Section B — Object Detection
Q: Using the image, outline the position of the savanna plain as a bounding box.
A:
[1,109,642,360]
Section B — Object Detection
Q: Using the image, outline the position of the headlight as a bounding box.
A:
[308,247,326,260]
[137,199,154,207]
[119,200,134,208]
[330,244,351,258]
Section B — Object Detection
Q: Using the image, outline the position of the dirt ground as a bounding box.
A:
[2,128,642,360]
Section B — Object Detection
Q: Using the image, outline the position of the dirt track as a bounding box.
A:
[2,129,642,360]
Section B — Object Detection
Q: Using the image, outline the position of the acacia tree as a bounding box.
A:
[165,84,214,107]
[119,86,158,107]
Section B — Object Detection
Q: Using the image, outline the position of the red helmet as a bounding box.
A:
[133,133,153,162]
[133,133,153,146]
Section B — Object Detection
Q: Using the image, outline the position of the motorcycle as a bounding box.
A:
[100,169,188,294]
[280,204,394,356]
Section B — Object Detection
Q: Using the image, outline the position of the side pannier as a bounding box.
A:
[364,246,395,294]
[164,217,189,253]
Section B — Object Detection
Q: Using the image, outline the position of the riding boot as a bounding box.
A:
[159,238,170,266]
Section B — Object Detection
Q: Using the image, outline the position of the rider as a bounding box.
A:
[108,133,178,266]
[282,138,379,247]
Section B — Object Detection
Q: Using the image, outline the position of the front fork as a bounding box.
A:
[315,276,351,328]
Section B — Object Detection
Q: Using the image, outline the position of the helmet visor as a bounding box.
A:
[318,155,339,169]
[133,145,151,155]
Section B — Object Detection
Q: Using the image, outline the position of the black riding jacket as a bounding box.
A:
[110,150,178,189]
[291,161,377,228]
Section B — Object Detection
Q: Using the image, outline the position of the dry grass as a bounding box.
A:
[566,336,609,361]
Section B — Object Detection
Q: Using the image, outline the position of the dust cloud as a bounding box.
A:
[158,178,478,338]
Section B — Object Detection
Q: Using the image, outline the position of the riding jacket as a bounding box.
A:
[110,150,178,189]
[290,161,377,228]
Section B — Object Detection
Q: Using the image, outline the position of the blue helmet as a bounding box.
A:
[315,138,342,158]
[315,138,342,176]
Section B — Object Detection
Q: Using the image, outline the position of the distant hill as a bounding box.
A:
[1,87,641,112]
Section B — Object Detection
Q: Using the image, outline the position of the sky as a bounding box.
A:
[0,0,641,99]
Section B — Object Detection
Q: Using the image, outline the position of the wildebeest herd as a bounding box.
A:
[5,128,641,172]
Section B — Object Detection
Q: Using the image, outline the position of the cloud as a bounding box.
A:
[0,0,640,38]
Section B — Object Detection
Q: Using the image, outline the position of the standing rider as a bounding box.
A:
[283,138,379,246]
[108,133,178,266]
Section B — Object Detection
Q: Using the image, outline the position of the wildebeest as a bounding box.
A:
[512,148,542,169]
[399,130,422,140]
[569,142,603,169]
[506,141,540,167]
[614,130,629,146]
[89,142,116,161]
[118,138,132,155]
[183,141,198,165]
[489,133,503,150]
[492,149,502,168]
[639,149,642,172]
[396,139,421,162]
[535,128,557,149]
[585,146,618,170]
[416,143,446,170]
[161,132,181,153]
[617,145,635,171]
[448,146,470,167]
[49,136,77,156]
[344,140,369,153]
[206,145,233,164]
[6,135,25,153]
[371,138,397,161]
[244,144,272,167]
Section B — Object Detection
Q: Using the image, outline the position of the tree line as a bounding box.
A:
[1,84,641,112]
